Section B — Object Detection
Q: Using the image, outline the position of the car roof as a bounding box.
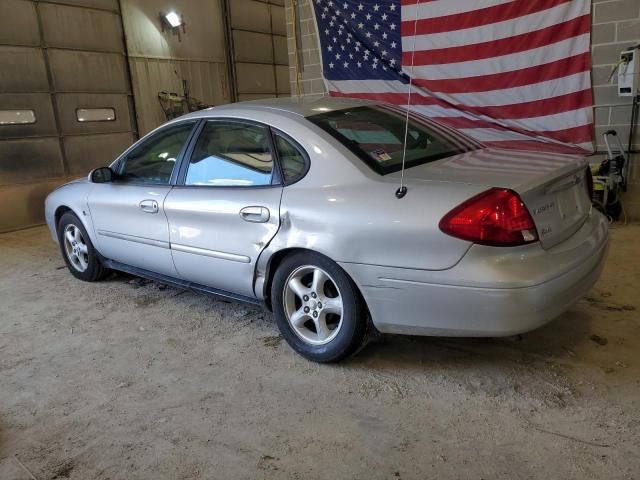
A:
[180,95,378,120]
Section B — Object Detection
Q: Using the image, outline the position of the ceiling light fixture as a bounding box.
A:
[164,11,182,28]
[160,10,186,41]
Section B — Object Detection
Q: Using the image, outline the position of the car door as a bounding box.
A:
[88,120,197,277]
[164,119,284,298]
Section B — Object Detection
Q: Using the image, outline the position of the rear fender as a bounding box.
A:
[253,180,483,300]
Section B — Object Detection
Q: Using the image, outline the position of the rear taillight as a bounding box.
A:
[585,166,594,200]
[439,188,539,247]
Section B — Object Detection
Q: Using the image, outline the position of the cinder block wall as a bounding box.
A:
[592,0,640,152]
[285,0,640,152]
[285,0,326,95]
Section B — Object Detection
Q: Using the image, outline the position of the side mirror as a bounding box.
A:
[89,166,114,183]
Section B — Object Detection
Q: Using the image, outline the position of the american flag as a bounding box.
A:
[311,0,594,155]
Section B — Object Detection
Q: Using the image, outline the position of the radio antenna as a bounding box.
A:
[396,0,421,199]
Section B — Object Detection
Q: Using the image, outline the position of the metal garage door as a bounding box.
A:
[225,0,290,101]
[0,0,136,232]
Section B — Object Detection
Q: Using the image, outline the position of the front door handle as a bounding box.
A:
[139,199,159,214]
[240,206,270,223]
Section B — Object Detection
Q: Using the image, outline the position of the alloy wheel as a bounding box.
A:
[63,224,89,272]
[283,265,344,345]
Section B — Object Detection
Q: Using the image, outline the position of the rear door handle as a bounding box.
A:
[240,206,270,223]
[139,199,159,213]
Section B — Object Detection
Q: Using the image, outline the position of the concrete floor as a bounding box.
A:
[0,225,639,480]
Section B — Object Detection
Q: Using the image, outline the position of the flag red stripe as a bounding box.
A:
[329,88,593,120]
[401,0,572,36]
[330,90,593,151]
[438,117,593,144]
[330,90,438,105]
[318,0,594,153]
[468,89,593,119]
[537,124,594,144]
[402,15,589,66]
[411,52,591,94]
[400,0,438,5]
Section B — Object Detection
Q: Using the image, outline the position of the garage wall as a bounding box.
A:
[591,0,640,152]
[0,0,136,232]
[285,0,324,96]
[120,0,231,135]
[285,0,640,152]
[228,0,290,101]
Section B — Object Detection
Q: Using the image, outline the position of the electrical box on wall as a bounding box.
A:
[618,47,639,97]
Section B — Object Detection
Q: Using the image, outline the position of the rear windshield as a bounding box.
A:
[308,106,478,175]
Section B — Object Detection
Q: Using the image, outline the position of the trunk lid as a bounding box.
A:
[518,163,591,249]
[395,148,591,249]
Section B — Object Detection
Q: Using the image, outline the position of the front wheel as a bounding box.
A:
[271,251,368,362]
[57,211,109,282]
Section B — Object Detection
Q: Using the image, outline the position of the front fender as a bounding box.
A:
[45,180,96,246]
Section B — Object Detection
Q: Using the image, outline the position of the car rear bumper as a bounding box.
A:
[339,210,608,337]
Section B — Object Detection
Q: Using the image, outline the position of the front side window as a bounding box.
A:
[274,133,307,184]
[116,122,195,184]
[185,121,274,187]
[308,106,476,175]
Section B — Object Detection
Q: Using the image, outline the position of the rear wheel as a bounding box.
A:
[271,251,368,362]
[58,211,109,282]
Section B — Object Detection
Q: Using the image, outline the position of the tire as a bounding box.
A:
[57,211,109,282]
[271,251,368,362]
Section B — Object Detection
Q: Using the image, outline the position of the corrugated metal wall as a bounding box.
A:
[120,0,232,135]
[0,0,136,232]
[228,0,290,101]
[128,57,229,135]
[0,0,292,232]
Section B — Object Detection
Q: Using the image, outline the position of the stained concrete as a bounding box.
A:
[0,225,639,479]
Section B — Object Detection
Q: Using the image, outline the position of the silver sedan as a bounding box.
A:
[45,97,609,362]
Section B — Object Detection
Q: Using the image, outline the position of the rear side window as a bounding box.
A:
[308,106,475,175]
[185,121,274,187]
[274,133,307,184]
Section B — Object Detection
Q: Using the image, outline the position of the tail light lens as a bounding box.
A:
[439,188,539,246]
[585,166,594,200]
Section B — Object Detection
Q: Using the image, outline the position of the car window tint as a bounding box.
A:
[117,122,194,184]
[274,134,306,183]
[308,106,476,175]
[185,121,273,187]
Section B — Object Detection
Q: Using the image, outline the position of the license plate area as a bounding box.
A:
[557,183,587,222]
[558,186,577,216]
